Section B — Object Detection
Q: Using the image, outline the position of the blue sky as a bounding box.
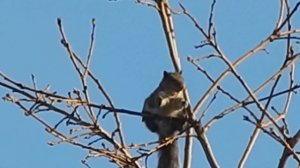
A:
[1,0,300,168]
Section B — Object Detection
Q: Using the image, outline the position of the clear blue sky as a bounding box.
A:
[1,0,300,168]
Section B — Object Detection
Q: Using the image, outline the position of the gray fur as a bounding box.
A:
[142,71,187,168]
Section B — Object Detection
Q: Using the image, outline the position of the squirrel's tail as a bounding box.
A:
[158,139,179,168]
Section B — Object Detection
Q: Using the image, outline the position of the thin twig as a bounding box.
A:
[56,18,127,149]
[156,0,181,71]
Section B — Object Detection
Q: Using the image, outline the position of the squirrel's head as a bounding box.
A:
[161,71,184,92]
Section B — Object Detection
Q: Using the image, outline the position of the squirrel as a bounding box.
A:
[142,71,187,168]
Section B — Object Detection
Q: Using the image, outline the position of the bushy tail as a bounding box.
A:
[158,139,179,168]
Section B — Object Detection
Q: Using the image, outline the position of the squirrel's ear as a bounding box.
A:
[163,71,168,77]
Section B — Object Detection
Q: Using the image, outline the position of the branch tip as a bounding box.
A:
[57,18,62,26]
